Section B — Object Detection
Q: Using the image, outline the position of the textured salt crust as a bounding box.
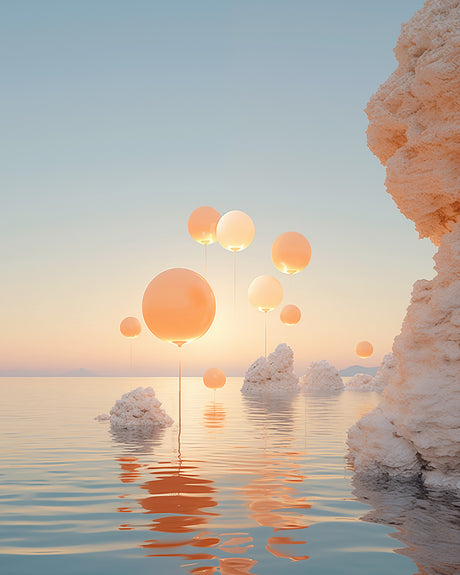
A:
[241,343,300,396]
[345,353,397,392]
[345,373,376,391]
[348,0,460,490]
[96,386,173,430]
[299,360,344,392]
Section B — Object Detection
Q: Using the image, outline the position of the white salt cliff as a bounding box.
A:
[348,0,460,490]
[345,373,376,391]
[241,343,299,395]
[300,360,344,392]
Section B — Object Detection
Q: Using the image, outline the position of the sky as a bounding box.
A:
[1,0,436,376]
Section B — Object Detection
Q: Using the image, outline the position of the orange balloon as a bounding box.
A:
[203,368,226,390]
[248,275,283,312]
[216,210,255,252]
[280,304,301,325]
[355,341,374,358]
[188,206,221,245]
[120,317,142,338]
[142,268,216,347]
[271,232,311,275]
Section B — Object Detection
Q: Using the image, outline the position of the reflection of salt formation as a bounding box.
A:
[108,387,173,430]
[352,476,460,575]
[241,343,299,396]
[345,373,375,391]
[348,0,460,490]
[300,360,344,392]
[242,393,297,436]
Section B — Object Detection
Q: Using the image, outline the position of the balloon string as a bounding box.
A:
[130,341,133,377]
[204,243,207,277]
[233,251,237,309]
[264,311,268,410]
[178,350,182,459]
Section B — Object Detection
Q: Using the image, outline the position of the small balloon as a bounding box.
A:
[280,304,301,325]
[356,341,374,358]
[142,268,216,347]
[248,275,283,312]
[216,210,255,252]
[203,368,226,390]
[188,206,221,245]
[120,317,142,338]
[271,232,311,275]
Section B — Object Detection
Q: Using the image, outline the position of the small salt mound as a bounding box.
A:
[373,353,397,392]
[300,360,344,392]
[346,373,376,391]
[94,413,110,421]
[107,386,173,430]
[241,343,299,396]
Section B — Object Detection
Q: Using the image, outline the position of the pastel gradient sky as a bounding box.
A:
[1,0,435,376]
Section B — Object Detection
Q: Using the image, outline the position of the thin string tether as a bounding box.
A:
[264,311,268,409]
[178,346,182,459]
[204,243,207,277]
[129,340,133,378]
[233,250,237,309]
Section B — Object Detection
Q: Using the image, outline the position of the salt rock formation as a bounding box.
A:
[299,360,344,392]
[345,373,376,391]
[372,352,397,392]
[241,343,299,395]
[107,386,173,430]
[348,0,460,490]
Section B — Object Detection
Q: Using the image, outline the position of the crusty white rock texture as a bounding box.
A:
[345,373,376,391]
[107,386,173,430]
[372,353,397,392]
[241,343,299,396]
[348,0,460,490]
[366,0,460,246]
[345,354,397,392]
[299,360,344,392]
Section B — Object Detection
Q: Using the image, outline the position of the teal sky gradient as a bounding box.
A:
[1,0,435,375]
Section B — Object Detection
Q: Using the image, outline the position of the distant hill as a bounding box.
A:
[340,365,378,377]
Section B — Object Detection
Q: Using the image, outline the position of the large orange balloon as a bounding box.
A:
[188,206,221,245]
[280,304,301,326]
[120,317,142,338]
[216,210,255,252]
[271,232,311,275]
[142,268,216,347]
[355,341,374,358]
[203,368,226,390]
[248,275,283,312]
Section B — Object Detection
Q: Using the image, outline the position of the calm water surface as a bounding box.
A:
[1,377,459,575]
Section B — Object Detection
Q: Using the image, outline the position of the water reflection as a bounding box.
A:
[241,393,297,435]
[353,476,460,575]
[203,402,226,431]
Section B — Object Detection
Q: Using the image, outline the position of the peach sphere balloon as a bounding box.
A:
[248,275,283,312]
[280,304,301,326]
[120,317,142,338]
[142,268,216,347]
[203,368,226,390]
[355,341,374,359]
[271,231,311,275]
[188,206,221,245]
[216,210,255,252]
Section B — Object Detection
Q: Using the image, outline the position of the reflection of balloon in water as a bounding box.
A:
[248,275,283,312]
[187,206,221,245]
[356,341,374,358]
[120,317,142,338]
[271,232,311,275]
[216,210,255,252]
[203,368,226,390]
[280,305,301,326]
[142,268,216,347]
